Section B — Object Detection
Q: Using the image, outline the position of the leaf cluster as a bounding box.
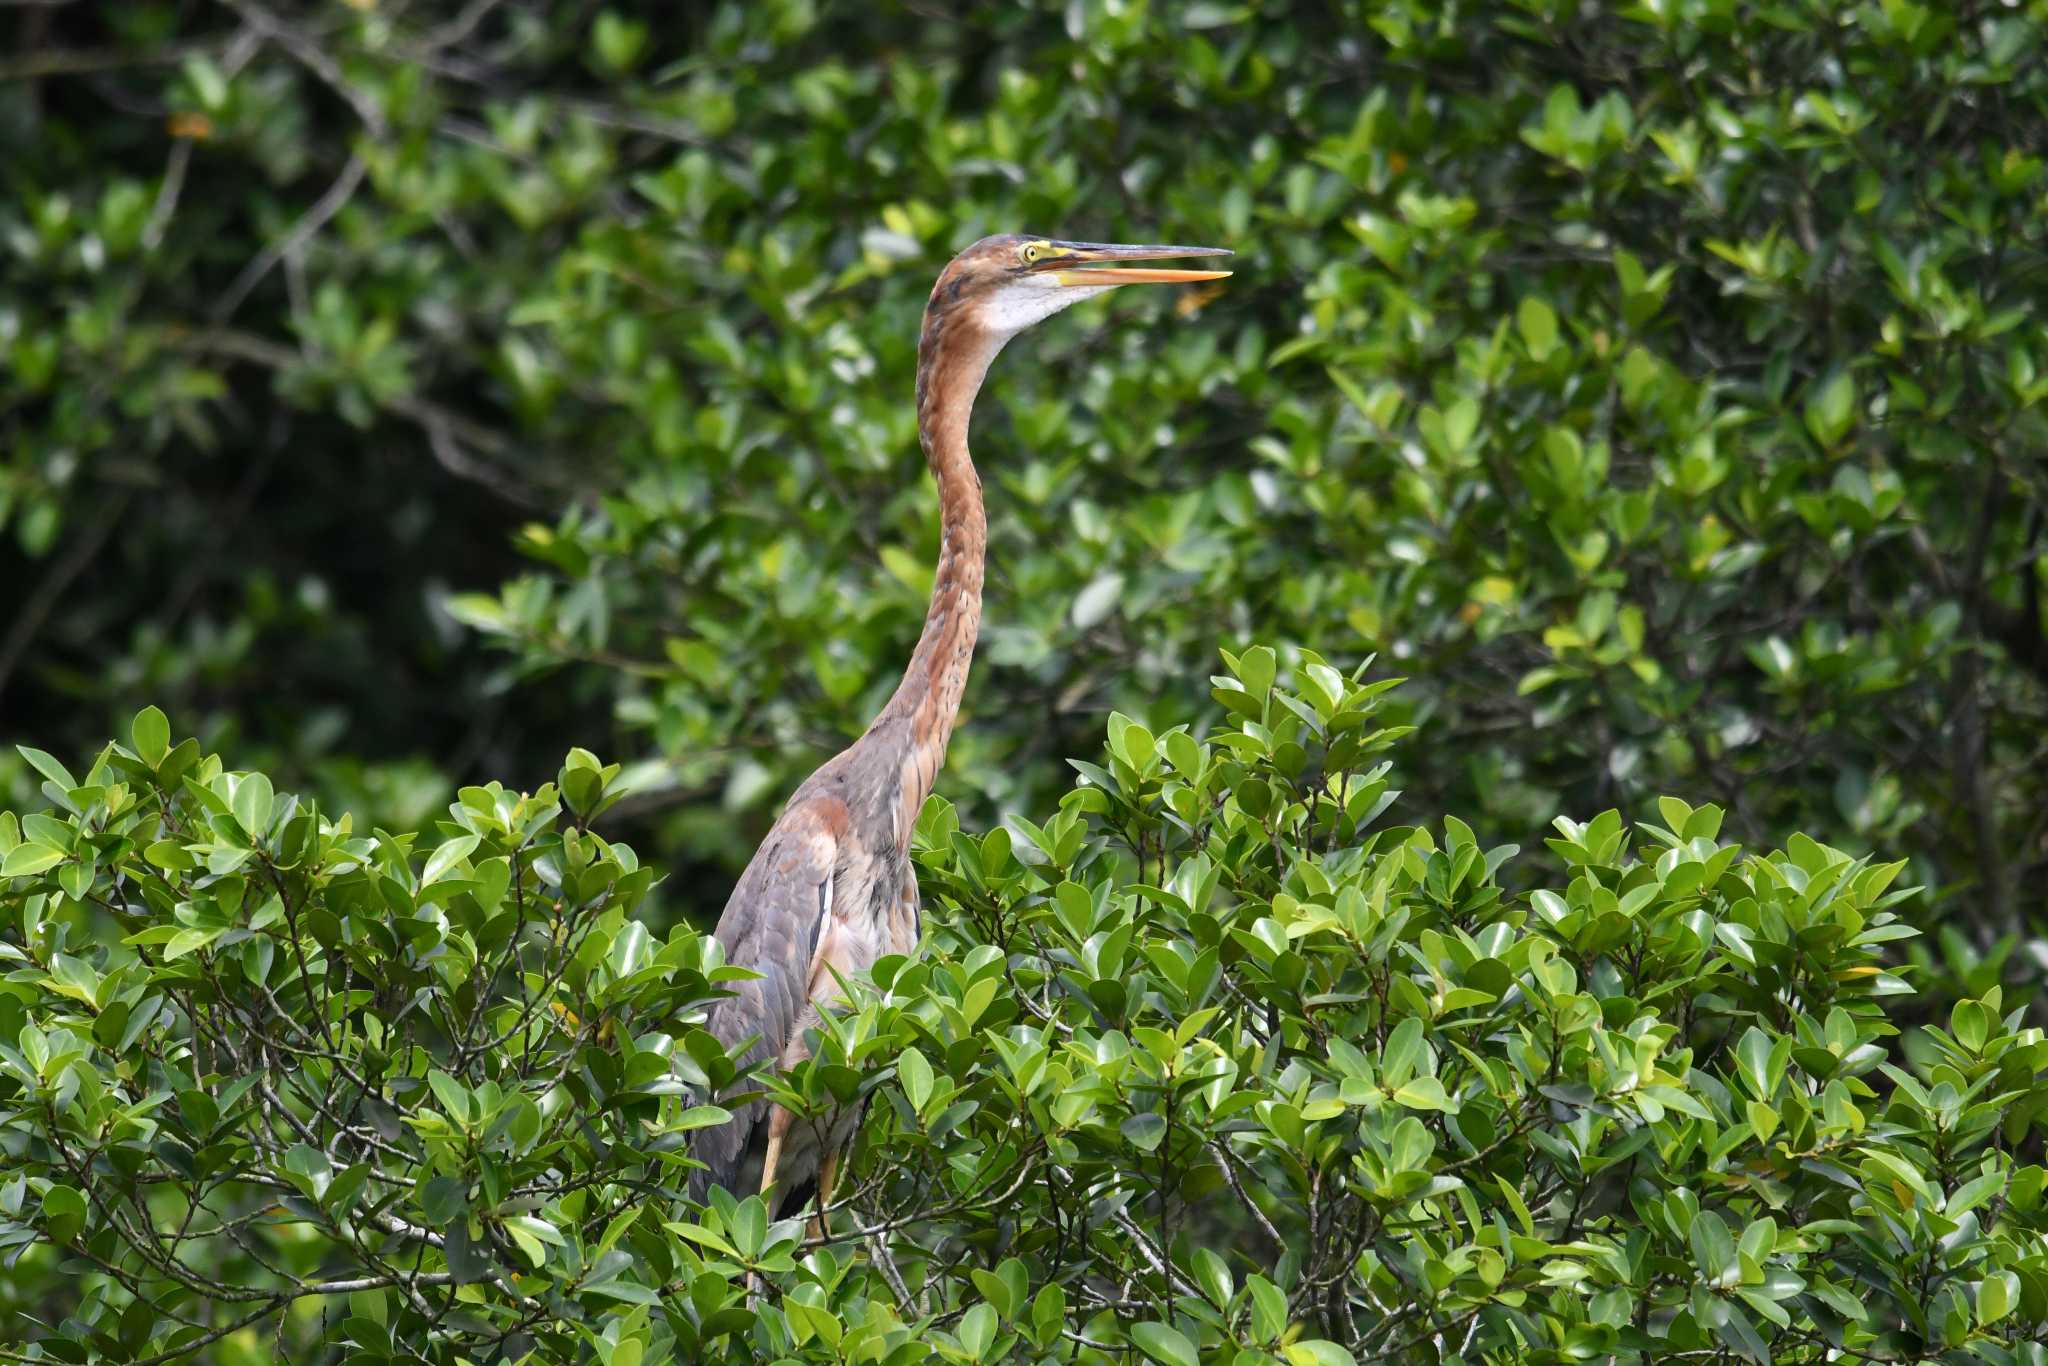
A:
[3,3,2045,1010]
[5,662,2046,1362]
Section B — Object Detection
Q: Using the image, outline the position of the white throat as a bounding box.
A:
[980,278,1116,342]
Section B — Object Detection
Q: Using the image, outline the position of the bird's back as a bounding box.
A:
[686,761,915,1205]
[687,795,841,1202]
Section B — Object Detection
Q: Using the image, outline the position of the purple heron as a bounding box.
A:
[689,234,1232,1227]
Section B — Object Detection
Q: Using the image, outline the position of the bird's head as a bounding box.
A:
[929,234,1232,343]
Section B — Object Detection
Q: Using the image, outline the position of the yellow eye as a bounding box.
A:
[1021,243,1041,263]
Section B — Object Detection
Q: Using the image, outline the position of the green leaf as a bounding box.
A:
[131,706,170,766]
[1191,1247,1232,1308]
[16,746,77,791]
[421,834,480,886]
[1031,1283,1067,1347]
[1071,572,1126,631]
[1131,1322,1198,1366]
[1977,1270,2018,1326]
[505,1214,564,1247]
[1518,295,1560,360]
[1804,370,1857,449]
[1691,1209,1736,1279]
[471,855,512,911]
[2,844,65,878]
[670,1105,731,1131]
[1381,1015,1424,1087]
[898,1047,933,1113]
[1747,1100,1779,1144]
[1247,1275,1288,1341]
[427,1070,472,1125]
[504,1221,547,1268]
[1121,1112,1168,1151]
[232,773,274,839]
[182,54,228,111]
[284,1143,332,1199]
[957,1302,997,1359]
[1232,645,1277,702]
[1392,1077,1450,1111]
[40,1184,87,1244]
[163,927,220,961]
[583,1280,659,1307]
[590,11,649,72]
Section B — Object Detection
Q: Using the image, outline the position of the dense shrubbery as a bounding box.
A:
[5,651,2046,1363]
[3,3,2045,1008]
[6,1,2048,1360]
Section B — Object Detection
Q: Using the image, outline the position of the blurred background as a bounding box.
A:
[2,1,2043,1009]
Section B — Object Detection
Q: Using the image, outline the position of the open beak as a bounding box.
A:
[1043,241,1233,287]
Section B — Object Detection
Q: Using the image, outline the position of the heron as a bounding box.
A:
[689,234,1232,1228]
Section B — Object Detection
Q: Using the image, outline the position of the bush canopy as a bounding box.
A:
[4,655,2048,1362]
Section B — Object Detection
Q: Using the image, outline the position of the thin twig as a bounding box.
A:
[417,0,508,51]
[0,35,230,82]
[177,325,544,507]
[1208,1141,1285,1251]
[211,152,367,320]
[218,0,387,135]
[0,489,134,709]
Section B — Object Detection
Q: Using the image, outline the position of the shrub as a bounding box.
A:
[4,649,2045,1362]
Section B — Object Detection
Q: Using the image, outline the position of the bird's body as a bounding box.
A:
[687,741,932,1205]
[689,234,1230,1220]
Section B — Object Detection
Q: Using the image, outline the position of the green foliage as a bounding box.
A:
[6,1,2048,1357]
[3,2,2045,990]
[6,667,2048,1361]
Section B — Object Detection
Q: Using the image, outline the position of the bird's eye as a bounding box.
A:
[1021,243,1040,264]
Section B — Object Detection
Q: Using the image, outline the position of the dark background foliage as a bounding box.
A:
[6,5,2048,1362]
[3,3,2045,981]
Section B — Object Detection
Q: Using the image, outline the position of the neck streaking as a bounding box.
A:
[871,304,998,843]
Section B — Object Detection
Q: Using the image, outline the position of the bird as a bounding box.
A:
[687,233,1232,1230]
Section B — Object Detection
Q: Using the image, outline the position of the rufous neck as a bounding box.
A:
[872,315,997,833]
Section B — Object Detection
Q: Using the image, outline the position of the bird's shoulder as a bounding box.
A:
[710,792,851,955]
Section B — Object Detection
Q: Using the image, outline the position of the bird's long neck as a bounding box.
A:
[869,307,999,845]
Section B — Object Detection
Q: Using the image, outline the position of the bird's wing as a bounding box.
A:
[688,794,848,1201]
